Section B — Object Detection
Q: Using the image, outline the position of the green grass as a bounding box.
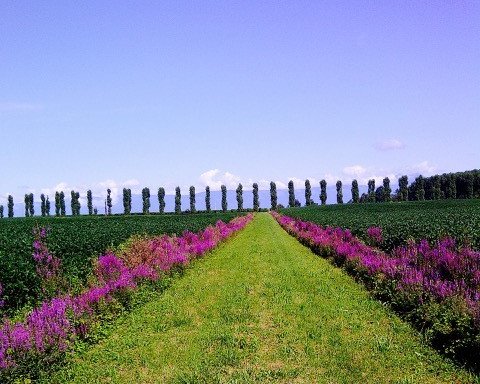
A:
[283,199,480,252]
[47,213,476,383]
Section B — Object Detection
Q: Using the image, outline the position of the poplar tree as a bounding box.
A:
[71,191,76,215]
[7,195,14,218]
[40,194,46,216]
[432,176,441,200]
[24,194,30,217]
[252,183,259,211]
[351,180,359,203]
[288,180,295,207]
[383,177,391,202]
[236,183,243,211]
[446,174,456,199]
[221,185,227,212]
[205,186,211,213]
[336,180,343,204]
[305,179,312,206]
[398,175,408,201]
[367,179,376,203]
[0,205,3,218]
[87,190,93,215]
[60,191,66,216]
[189,186,196,213]
[142,187,150,214]
[123,188,129,214]
[29,193,34,216]
[175,187,181,214]
[106,189,113,215]
[55,192,61,216]
[158,187,165,214]
[415,176,425,201]
[320,180,327,205]
[270,182,277,210]
[46,196,51,216]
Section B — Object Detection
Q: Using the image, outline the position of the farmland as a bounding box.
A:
[0,212,242,312]
[282,199,480,252]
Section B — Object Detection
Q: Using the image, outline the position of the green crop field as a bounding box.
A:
[282,199,480,252]
[0,212,242,312]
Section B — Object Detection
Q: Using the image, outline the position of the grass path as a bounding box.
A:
[49,213,475,383]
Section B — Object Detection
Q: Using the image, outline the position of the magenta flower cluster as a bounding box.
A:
[32,226,62,291]
[0,214,252,374]
[272,212,480,359]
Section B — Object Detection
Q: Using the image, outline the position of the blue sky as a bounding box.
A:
[1,1,479,208]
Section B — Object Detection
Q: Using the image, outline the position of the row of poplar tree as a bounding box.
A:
[0,170,479,218]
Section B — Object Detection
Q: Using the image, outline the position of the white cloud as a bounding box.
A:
[408,161,436,176]
[375,139,406,151]
[199,169,242,190]
[343,165,366,177]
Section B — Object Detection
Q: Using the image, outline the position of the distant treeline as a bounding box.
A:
[1,169,479,218]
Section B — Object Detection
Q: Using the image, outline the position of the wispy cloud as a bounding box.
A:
[0,102,43,113]
[375,139,406,151]
[407,160,436,176]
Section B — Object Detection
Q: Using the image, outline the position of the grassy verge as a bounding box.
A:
[47,213,476,383]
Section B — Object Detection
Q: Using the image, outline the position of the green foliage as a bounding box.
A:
[382,177,391,202]
[205,186,211,213]
[87,190,93,215]
[236,183,243,211]
[367,179,376,203]
[189,186,196,213]
[0,212,242,313]
[40,194,46,217]
[283,199,480,253]
[415,175,425,201]
[351,179,359,203]
[304,179,312,206]
[252,183,259,211]
[0,205,3,219]
[123,188,131,215]
[60,191,66,216]
[45,196,50,217]
[158,187,165,214]
[141,188,150,215]
[288,180,295,207]
[320,180,327,205]
[221,185,227,212]
[107,189,113,215]
[70,191,81,216]
[24,194,30,217]
[175,187,181,214]
[55,192,61,216]
[270,181,277,210]
[7,195,13,218]
[336,180,343,204]
[398,175,409,201]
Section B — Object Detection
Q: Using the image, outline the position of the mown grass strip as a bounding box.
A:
[47,213,476,383]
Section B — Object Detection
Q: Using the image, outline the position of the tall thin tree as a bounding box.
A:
[142,187,150,214]
[236,183,243,211]
[320,180,327,205]
[383,177,391,202]
[24,194,30,217]
[305,179,312,206]
[351,180,359,203]
[175,187,181,214]
[46,196,51,216]
[252,183,259,211]
[367,179,376,203]
[288,180,295,207]
[189,186,196,213]
[87,190,93,215]
[398,175,408,201]
[106,189,113,215]
[40,194,46,216]
[60,191,66,216]
[221,185,227,212]
[270,182,277,210]
[336,180,343,204]
[205,186,211,213]
[7,195,14,218]
[0,205,3,219]
[55,192,61,216]
[158,187,165,214]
